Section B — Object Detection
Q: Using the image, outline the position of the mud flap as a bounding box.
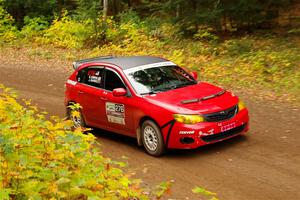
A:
[136,127,143,146]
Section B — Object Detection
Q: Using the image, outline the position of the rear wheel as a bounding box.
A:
[141,120,165,156]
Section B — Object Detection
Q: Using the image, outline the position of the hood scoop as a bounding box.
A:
[181,90,225,104]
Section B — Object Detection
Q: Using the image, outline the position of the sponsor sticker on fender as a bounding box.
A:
[106,102,125,125]
[179,130,195,135]
[220,122,236,132]
[199,128,214,136]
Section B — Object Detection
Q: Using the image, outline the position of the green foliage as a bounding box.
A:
[221,37,253,56]
[198,36,300,102]
[149,22,183,42]
[168,49,185,66]
[20,16,49,39]
[106,11,147,44]
[119,10,141,25]
[0,84,148,199]
[38,14,93,48]
[76,0,101,21]
[100,16,164,55]
[288,28,300,34]
[0,0,296,35]
[3,0,56,27]
[193,26,219,42]
[192,186,219,200]
[75,0,103,40]
[0,0,18,43]
[153,180,173,198]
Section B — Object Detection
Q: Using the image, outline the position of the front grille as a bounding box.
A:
[204,105,238,122]
[201,124,246,143]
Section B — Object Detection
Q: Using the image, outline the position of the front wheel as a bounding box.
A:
[141,120,166,156]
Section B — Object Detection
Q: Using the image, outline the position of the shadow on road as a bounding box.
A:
[167,135,248,159]
[90,127,249,159]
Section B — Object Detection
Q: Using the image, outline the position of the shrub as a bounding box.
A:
[193,26,219,42]
[38,14,93,48]
[103,19,163,55]
[149,23,183,42]
[168,49,185,66]
[119,10,141,25]
[0,0,18,43]
[221,37,253,56]
[20,16,49,39]
[0,85,147,199]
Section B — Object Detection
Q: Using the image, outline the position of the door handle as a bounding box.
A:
[78,91,84,94]
[100,97,108,101]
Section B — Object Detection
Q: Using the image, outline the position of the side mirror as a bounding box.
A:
[190,71,198,80]
[112,88,127,97]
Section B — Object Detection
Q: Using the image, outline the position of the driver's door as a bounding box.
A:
[103,68,135,136]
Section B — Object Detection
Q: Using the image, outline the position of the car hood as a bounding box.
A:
[143,82,239,114]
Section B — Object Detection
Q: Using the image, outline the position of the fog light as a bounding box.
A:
[180,137,195,144]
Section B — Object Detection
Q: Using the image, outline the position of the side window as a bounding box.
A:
[77,67,104,88]
[77,68,87,83]
[105,69,126,91]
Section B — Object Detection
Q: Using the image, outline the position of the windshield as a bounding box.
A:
[124,65,197,95]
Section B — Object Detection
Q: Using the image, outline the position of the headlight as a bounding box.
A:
[173,114,205,124]
[238,100,246,111]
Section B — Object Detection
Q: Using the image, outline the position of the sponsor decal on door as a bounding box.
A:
[106,102,125,125]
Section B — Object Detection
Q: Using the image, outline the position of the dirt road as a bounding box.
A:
[1,60,300,200]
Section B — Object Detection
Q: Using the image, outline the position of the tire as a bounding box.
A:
[68,106,86,128]
[141,120,166,156]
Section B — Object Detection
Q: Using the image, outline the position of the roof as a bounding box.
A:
[73,56,169,70]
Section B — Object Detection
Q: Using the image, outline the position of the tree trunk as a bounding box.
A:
[102,0,108,40]
[112,0,120,16]
[176,4,180,18]
[103,0,108,22]
[191,0,198,31]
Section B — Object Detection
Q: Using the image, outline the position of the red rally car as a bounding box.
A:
[65,56,249,156]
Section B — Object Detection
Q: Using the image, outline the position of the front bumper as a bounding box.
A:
[162,108,249,149]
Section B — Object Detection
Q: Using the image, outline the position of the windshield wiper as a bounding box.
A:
[140,90,162,95]
[149,81,196,93]
[171,80,197,89]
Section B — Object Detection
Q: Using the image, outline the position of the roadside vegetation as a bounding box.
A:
[0,85,148,199]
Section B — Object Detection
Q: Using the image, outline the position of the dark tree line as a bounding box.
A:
[2,0,294,32]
